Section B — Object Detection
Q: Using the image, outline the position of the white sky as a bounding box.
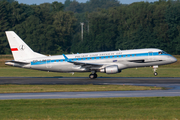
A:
[16,0,158,5]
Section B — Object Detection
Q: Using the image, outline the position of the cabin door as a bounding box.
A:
[46,59,52,68]
[148,52,153,61]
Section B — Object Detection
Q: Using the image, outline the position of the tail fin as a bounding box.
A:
[5,31,46,61]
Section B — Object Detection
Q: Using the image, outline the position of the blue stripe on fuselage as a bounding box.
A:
[30,52,170,65]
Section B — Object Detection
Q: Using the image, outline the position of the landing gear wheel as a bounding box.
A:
[89,74,95,79]
[89,73,98,79]
[154,72,158,76]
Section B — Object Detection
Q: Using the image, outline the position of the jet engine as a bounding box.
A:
[100,65,120,74]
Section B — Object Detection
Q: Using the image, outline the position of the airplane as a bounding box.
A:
[5,31,177,79]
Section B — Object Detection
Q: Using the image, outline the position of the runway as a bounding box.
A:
[0,77,180,100]
[1,77,180,85]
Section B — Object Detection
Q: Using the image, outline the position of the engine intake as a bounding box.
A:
[100,65,120,74]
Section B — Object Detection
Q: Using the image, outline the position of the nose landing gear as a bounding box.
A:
[153,65,158,76]
[154,72,158,76]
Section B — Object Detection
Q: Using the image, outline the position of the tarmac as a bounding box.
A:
[0,77,180,100]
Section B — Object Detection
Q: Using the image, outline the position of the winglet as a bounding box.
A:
[62,54,70,62]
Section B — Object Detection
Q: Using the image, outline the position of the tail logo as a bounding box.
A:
[19,45,25,51]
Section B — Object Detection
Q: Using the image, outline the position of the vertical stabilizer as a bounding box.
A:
[5,31,46,61]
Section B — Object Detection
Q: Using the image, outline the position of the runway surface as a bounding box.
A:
[1,77,180,85]
[0,77,180,100]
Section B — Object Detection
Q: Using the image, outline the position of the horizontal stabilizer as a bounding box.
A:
[5,60,30,67]
[6,60,29,64]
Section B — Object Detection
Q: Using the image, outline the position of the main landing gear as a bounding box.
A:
[89,71,98,79]
[153,65,158,76]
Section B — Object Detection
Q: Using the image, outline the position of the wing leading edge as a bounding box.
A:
[62,54,103,68]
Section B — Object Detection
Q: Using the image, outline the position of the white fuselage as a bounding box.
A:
[14,48,176,73]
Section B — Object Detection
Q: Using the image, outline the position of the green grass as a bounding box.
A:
[0,85,162,93]
[0,97,180,120]
[0,55,13,67]
[0,67,180,77]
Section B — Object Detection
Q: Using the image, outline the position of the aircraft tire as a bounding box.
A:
[154,72,158,76]
[89,74,95,79]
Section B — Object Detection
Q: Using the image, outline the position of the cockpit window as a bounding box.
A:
[162,51,168,54]
[158,51,162,54]
[159,51,168,55]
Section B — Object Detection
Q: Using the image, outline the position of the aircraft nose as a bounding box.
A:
[170,56,177,63]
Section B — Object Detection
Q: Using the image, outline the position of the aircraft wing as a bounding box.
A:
[69,61,103,67]
[62,54,103,68]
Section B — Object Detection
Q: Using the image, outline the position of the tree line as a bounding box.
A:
[0,0,180,55]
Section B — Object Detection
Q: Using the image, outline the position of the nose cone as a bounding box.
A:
[170,56,177,63]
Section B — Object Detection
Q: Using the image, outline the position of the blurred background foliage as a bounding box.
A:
[0,0,180,55]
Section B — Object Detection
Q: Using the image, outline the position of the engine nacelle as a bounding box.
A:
[100,65,120,74]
